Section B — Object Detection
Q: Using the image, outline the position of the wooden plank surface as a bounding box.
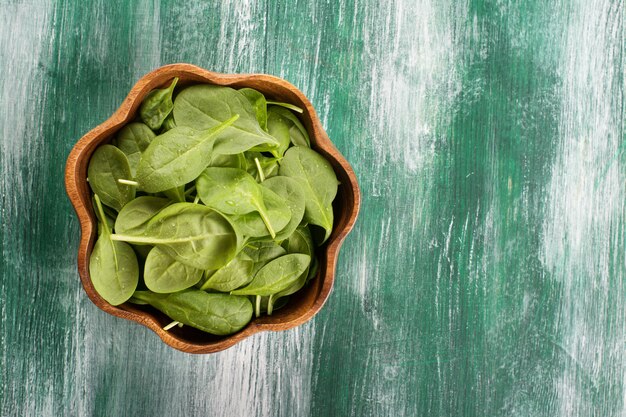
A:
[1,0,624,416]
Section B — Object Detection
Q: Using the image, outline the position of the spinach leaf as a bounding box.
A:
[267,226,315,313]
[136,115,238,193]
[266,107,292,157]
[163,185,186,202]
[283,225,314,257]
[279,147,338,243]
[230,253,310,296]
[196,167,278,238]
[230,187,291,239]
[87,145,135,212]
[262,176,305,241]
[239,87,267,130]
[244,240,287,275]
[112,203,239,270]
[144,247,203,293]
[268,106,310,147]
[161,113,177,132]
[114,196,171,235]
[199,251,254,292]
[140,77,178,131]
[112,122,155,177]
[208,152,247,169]
[173,84,279,154]
[131,290,253,335]
[89,195,139,305]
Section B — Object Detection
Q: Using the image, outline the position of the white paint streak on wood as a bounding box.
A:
[0,1,54,415]
[542,0,625,415]
[217,0,267,73]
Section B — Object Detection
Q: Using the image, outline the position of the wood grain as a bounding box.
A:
[1,0,624,416]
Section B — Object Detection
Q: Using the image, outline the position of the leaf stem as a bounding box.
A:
[163,320,180,331]
[267,101,304,113]
[255,205,276,239]
[111,234,210,244]
[185,185,196,196]
[93,194,111,236]
[118,179,139,186]
[254,157,265,182]
[267,294,274,316]
[255,295,261,318]
[193,195,200,204]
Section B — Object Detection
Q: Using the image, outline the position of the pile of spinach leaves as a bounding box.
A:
[87,78,339,336]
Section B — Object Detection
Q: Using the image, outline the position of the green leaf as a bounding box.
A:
[199,251,254,292]
[268,105,310,147]
[87,145,135,212]
[173,84,279,154]
[196,167,277,238]
[230,253,310,296]
[112,122,155,177]
[140,77,178,131]
[266,107,292,157]
[112,203,239,270]
[135,115,238,193]
[144,247,203,293]
[89,195,139,305]
[239,87,267,130]
[279,147,338,243]
[262,176,306,241]
[131,290,253,335]
[114,196,171,235]
[162,185,186,202]
[230,187,292,239]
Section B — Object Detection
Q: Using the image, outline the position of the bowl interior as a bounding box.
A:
[66,64,360,353]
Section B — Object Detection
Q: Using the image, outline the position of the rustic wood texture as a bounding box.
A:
[65,64,360,353]
[1,0,624,416]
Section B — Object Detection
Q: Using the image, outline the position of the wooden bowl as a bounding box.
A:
[65,63,361,353]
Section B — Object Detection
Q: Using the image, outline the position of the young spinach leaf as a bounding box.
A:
[239,87,267,130]
[268,105,310,147]
[131,290,253,335]
[199,251,254,292]
[279,147,339,243]
[113,122,155,177]
[136,115,238,193]
[87,145,136,212]
[283,225,315,257]
[161,113,177,132]
[196,167,277,238]
[173,84,279,155]
[112,203,239,270]
[114,196,171,235]
[266,107,292,157]
[144,247,203,293]
[89,195,139,305]
[244,241,287,276]
[229,187,291,239]
[163,185,186,202]
[262,176,305,241]
[267,226,315,313]
[140,77,178,131]
[208,152,247,169]
[230,253,310,296]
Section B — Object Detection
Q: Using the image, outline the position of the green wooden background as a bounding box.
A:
[1,0,624,416]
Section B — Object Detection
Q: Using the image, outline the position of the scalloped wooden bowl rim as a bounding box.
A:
[64,63,360,353]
